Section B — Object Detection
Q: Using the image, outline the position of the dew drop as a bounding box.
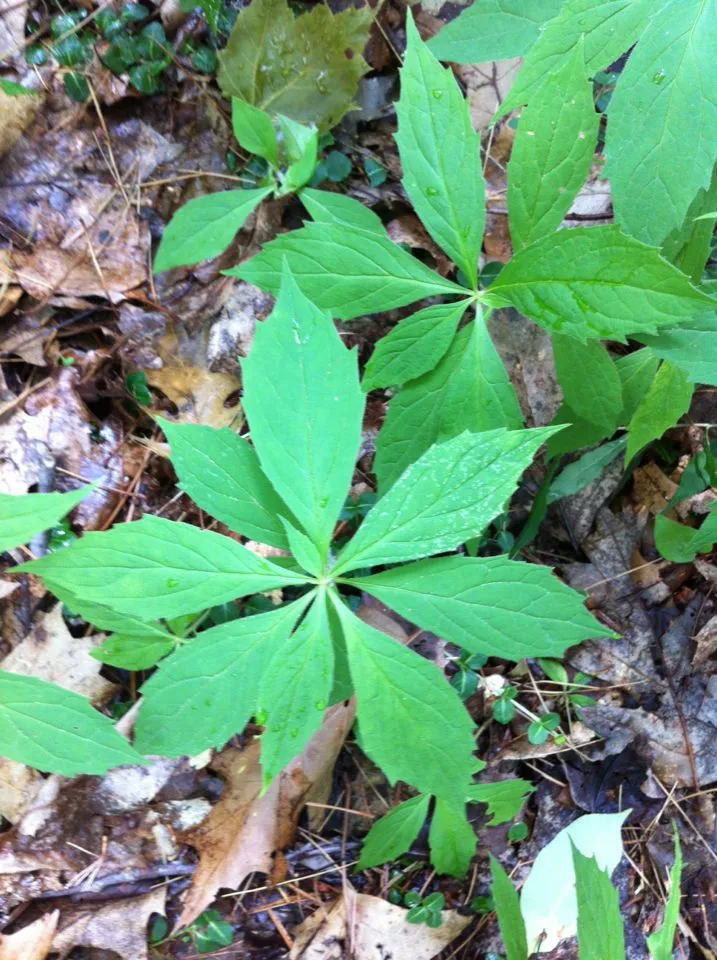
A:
[315,699,327,711]
[431,88,444,100]
[652,68,666,84]
[425,186,439,197]
[290,726,299,738]
[256,708,268,725]
[166,578,179,588]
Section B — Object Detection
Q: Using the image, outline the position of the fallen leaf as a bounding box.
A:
[694,614,717,666]
[290,885,471,960]
[632,462,678,515]
[0,0,27,61]
[0,758,43,824]
[179,702,355,927]
[51,889,165,960]
[0,84,41,159]
[456,59,522,131]
[217,0,371,130]
[0,911,59,960]
[2,605,115,703]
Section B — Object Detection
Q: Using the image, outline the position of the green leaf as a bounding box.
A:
[606,0,717,247]
[572,843,625,960]
[136,598,310,756]
[508,40,599,250]
[638,314,717,385]
[358,793,430,870]
[281,519,323,577]
[552,335,623,433]
[428,800,476,878]
[548,438,627,503]
[0,671,142,775]
[195,0,221,32]
[334,426,558,574]
[234,222,466,320]
[396,14,484,287]
[468,779,534,825]
[547,404,612,458]
[281,123,318,194]
[484,225,717,342]
[18,516,310,621]
[231,98,278,166]
[615,348,660,421]
[626,361,694,462]
[427,0,564,65]
[647,827,683,960]
[520,812,629,953]
[655,502,717,563]
[0,78,42,96]
[91,634,175,670]
[373,313,523,493]
[662,171,717,283]
[160,419,293,549]
[362,301,469,393]
[46,582,173,638]
[300,187,385,234]
[333,599,475,805]
[154,188,271,273]
[241,266,363,560]
[497,0,652,119]
[351,555,612,660]
[0,485,93,554]
[490,855,529,960]
[258,592,333,781]
[216,0,371,130]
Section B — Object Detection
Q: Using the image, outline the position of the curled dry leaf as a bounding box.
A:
[178,702,356,928]
[290,885,471,960]
[0,910,59,960]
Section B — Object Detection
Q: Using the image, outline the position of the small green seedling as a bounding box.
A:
[404,891,445,928]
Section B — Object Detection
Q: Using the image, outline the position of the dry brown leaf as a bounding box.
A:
[179,702,356,928]
[693,614,717,666]
[0,911,59,960]
[386,215,453,276]
[632,462,677,516]
[0,85,41,159]
[2,604,114,702]
[457,59,522,131]
[51,889,165,960]
[0,758,43,824]
[0,0,26,59]
[290,885,471,960]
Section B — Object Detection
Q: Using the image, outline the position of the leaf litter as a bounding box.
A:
[1,0,717,956]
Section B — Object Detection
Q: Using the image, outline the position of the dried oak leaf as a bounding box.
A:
[51,889,166,960]
[0,911,59,960]
[178,702,355,928]
[290,885,470,960]
[217,0,371,130]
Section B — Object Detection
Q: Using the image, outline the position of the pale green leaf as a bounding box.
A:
[468,778,534,825]
[427,0,564,65]
[396,14,484,286]
[231,98,278,166]
[91,634,175,670]
[490,855,529,960]
[358,794,430,869]
[573,845,625,960]
[655,502,717,563]
[547,404,612,458]
[258,592,333,781]
[626,361,694,461]
[362,301,469,393]
[334,426,558,575]
[153,188,271,274]
[333,599,475,805]
[429,800,476,878]
[279,115,316,164]
[350,555,612,660]
[662,171,717,283]
[647,827,683,960]
[241,266,363,559]
[17,516,310,621]
[508,40,599,250]
[373,313,523,493]
[606,0,717,246]
[520,812,629,953]
[552,335,623,432]
[46,582,174,638]
[0,671,142,775]
[615,348,660,421]
[217,0,371,130]
[161,419,294,549]
[136,598,310,756]
[233,222,466,320]
[300,187,385,233]
[281,120,318,193]
[638,314,717,385]
[0,78,41,96]
[0,485,93,554]
[281,519,323,577]
[548,438,627,503]
[497,0,652,119]
[485,225,717,342]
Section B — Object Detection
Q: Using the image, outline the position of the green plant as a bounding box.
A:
[180,909,233,953]
[403,891,445,928]
[6,263,609,877]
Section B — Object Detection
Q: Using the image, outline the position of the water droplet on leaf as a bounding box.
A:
[432,88,444,100]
